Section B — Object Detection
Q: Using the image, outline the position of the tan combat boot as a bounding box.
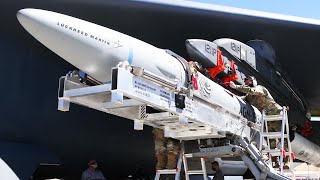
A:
[283,157,290,169]
[272,156,280,168]
[166,152,177,169]
[156,153,167,170]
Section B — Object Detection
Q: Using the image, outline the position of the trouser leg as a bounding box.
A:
[153,128,168,170]
[166,138,180,169]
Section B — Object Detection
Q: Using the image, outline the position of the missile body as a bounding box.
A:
[18,8,320,167]
[17,9,186,84]
[186,38,256,85]
[17,9,261,124]
[291,132,320,167]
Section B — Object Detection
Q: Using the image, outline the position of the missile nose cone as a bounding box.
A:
[185,39,192,44]
[17,8,29,21]
[17,8,45,36]
[16,8,118,83]
[185,39,197,48]
[17,9,34,29]
[185,39,197,46]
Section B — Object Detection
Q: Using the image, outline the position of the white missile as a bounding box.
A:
[17,8,261,121]
[18,8,320,167]
[17,8,260,127]
[17,8,186,84]
[291,132,320,167]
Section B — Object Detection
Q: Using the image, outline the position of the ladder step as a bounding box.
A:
[260,110,293,173]
[156,169,177,174]
[262,149,291,156]
[265,115,283,121]
[262,132,288,138]
[186,170,205,175]
[184,154,193,158]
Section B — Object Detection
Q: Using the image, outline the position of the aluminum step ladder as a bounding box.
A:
[154,149,183,180]
[154,141,208,180]
[259,107,294,174]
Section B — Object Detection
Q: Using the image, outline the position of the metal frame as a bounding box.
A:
[259,108,294,175]
[57,67,293,180]
[58,67,255,140]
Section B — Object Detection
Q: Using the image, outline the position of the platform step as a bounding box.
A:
[184,153,193,158]
[265,115,283,121]
[156,169,178,174]
[262,149,291,156]
[186,170,205,175]
[262,132,288,138]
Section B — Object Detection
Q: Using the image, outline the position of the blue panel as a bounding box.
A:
[128,48,133,64]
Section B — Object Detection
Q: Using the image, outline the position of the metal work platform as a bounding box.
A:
[56,65,292,180]
[58,66,256,141]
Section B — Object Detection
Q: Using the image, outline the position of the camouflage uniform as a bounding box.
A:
[235,84,282,115]
[153,128,180,170]
[235,84,289,166]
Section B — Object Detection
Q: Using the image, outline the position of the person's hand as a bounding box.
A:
[229,81,237,89]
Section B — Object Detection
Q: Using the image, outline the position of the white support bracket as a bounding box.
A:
[134,120,144,130]
[178,115,188,124]
[58,98,70,112]
[111,90,123,105]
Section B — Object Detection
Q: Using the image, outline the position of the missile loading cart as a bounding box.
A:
[58,67,291,180]
[57,39,295,180]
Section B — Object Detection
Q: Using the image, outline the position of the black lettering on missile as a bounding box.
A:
[205,43,211,53]
[231,42,240,53]
[205,43,216,57]
[56,21,114,46]
[160,89,170,100]
[114,40,121,48]
[134,80,156,92]
[134,89,151,98]
[184,101,192,113]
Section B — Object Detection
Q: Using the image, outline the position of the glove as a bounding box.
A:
[229,81,237,89]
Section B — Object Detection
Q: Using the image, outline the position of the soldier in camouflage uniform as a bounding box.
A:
[153,128,180,170]
[229,76,290,168]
